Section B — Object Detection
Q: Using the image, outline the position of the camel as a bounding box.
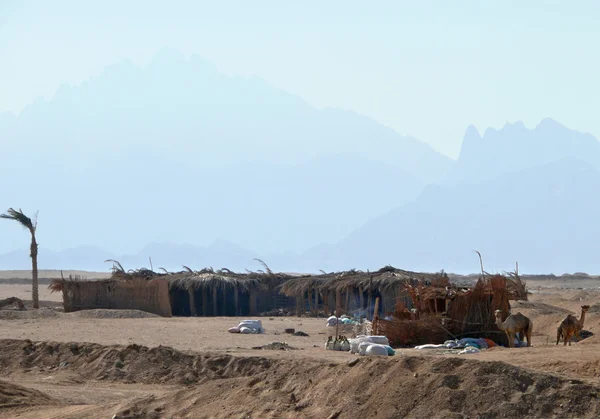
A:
[494,309,533,347]
[556,305,590,346]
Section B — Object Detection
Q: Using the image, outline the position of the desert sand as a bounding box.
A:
[2,278,600,418]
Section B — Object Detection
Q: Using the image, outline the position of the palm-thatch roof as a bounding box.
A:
[279,265,449,296]
[107,260,297,293]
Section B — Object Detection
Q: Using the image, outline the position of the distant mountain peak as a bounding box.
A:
[464,124,481,141]
[500,120,527,132]
[536,117,564,130]
[446,118,600,186]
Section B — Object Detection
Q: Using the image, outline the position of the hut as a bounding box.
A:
[279,265,451,318]
[49,275,172,317]
[110,263,297,317]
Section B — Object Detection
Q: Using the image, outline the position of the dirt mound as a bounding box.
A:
[0,308,158,321]
[0,339,278,386]
[0,307,60,320]
[3,339,600,418]
[109,355,600,419]
[64,309,159,319]
[0,379,58,409]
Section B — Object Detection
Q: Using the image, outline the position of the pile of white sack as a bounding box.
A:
[347,335,395,357]
[227,319,264,334]
[327,315,359,327]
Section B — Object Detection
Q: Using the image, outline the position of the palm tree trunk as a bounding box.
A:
[30,234,39,309]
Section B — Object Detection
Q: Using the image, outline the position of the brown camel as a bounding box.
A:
[494,309,533,347]
[556,305,590,346]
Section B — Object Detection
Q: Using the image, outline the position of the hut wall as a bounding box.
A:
[62,278,172,317]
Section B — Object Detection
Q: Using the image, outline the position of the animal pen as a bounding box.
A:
[109,264,297,317]
[373,273,528,347]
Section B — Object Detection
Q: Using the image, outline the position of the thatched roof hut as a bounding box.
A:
[108,262,297,316]
[279,265,450,317]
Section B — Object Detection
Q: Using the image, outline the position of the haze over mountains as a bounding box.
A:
[2,48,599,274]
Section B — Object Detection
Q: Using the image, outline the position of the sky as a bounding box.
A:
[1,0,600,158]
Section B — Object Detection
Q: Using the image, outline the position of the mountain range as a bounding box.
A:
[0,48,444,257]
[2,48,600,274]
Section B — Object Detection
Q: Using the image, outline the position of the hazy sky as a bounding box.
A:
[2,0,599,157]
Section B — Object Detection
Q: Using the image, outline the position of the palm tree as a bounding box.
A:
[1,208,39,308]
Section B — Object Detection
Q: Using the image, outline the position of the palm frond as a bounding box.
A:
[253,258,273,275]
[105,259,124,273]
[182,265,193,273]
[0,208,36,233]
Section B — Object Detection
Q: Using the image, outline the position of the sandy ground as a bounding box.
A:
[2,278,600,418]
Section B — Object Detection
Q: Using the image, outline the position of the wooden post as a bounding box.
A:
[213,287,218,316]
[234,285,239,316]
[222,287,227,316]
[307,289,313,315]
[202,287,208,316]
[335,289,342,316]
[367,290,372,320]
[323,290,329,316]
[359,287,364,315]
[314,288,319,317]
[373,297,380,335]
[188,286,197,317]
[296,295,302,317]
[345,288,350,313]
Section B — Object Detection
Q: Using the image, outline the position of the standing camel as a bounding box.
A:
[556,305,590,346]
[494,309,533,347]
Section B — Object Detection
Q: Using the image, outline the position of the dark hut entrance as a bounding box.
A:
[185,287,253,316]
[170,287,191,316]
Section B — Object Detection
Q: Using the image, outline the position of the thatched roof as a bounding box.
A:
[107,261,297,293]
[49,275,118,293]
[279,265,449,296]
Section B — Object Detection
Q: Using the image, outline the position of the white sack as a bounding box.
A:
[365,344,389,356]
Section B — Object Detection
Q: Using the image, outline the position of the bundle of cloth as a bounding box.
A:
[227,319,264,334]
